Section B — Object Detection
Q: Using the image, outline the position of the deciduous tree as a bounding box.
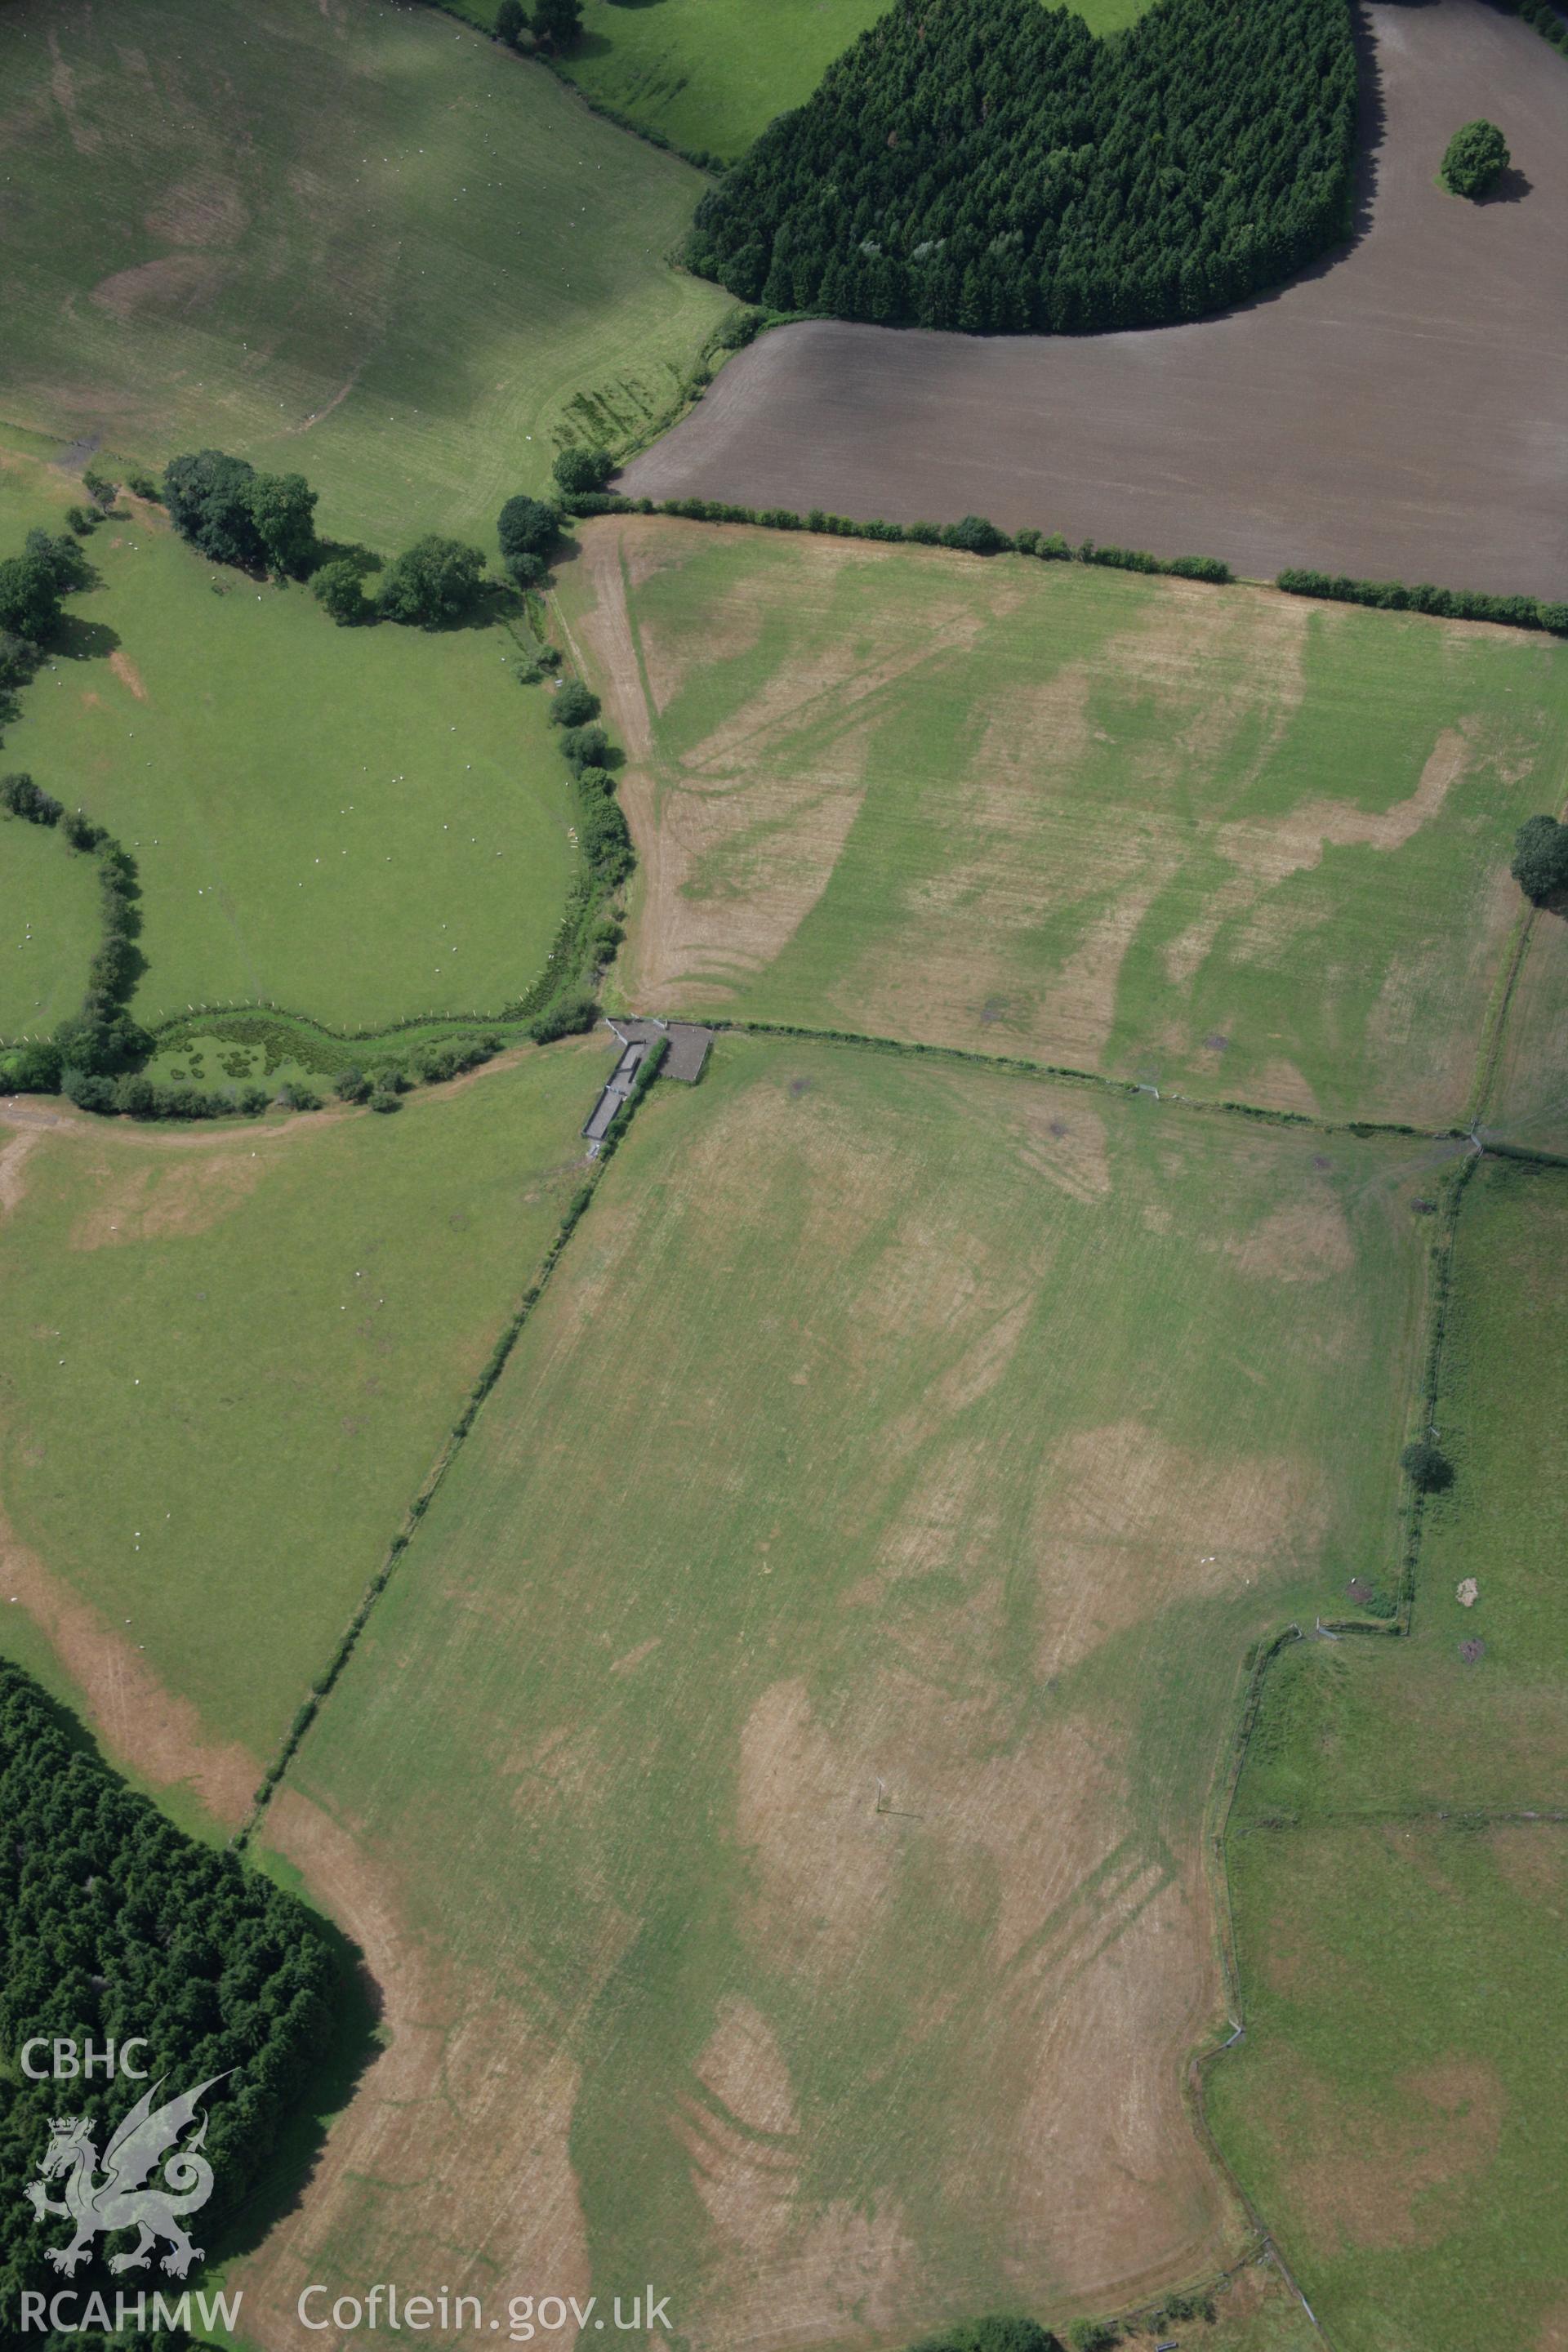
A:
[550,679,600,726]
[0,553,62,641]
[376,536,488,627]
[1511,814,1568,904]
[313,559,374,626]
[552,447,614,496]
[497,493,560,577]
[246,470,319,576]
[1401,1439,1454,1494]
[1440,118,1509,198]
[531,0,583,51]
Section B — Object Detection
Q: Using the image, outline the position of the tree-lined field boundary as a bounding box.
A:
[234,1038,665,1851]
[1180,1145,1486,2347]
[1183,873,1568,2332]
[568,488,1568,644]
[693,1014,1568,1160]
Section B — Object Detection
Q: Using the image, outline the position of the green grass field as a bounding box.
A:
[0,813,99,1039]
[1209,1158,1568,2346]
[1485,909,1568,1156]
[0,1039,599,1775]
[562,519,1568,1127]
[0,470,577,1034]
[0,0,730,545]
[544,0,1152,163]
[248,1034,1433,2342]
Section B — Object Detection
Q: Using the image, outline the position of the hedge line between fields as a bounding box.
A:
[241,1037,662,1833]
[1276,566,1568,636]
[1505,0,1568,58]
[0,458,636,1119]
[562,489,1234,583]
[409,0,728,174]
[1179,1148,1499,2345]
[1395,1152,1483,1616]
[563,493,1568,643]
[706,1017,1461,1143]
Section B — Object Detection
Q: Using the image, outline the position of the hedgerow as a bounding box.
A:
[686,0,1356,334]
[1277,567,1568,635]
[576,496,1234,585]
[478,484,643,1040]
[1508,0,1568,54]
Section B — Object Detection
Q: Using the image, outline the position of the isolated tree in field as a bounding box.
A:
[0,552,63,641]
[552,446,615,496]
[550,678,599,727]
[1401,1438,1454,1494]
[246,470,319,576]
[496,0,525,42]
[1511,814,1568,905]
[376,536,488,627]
[164,448,266,567]
[313,559,374,626]
[497,492,560,580]
[531,0,582,50]
[1440,118,1509,198]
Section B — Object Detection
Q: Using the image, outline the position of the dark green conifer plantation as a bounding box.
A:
[687,0,1358,336]
[0,1662,337,2321]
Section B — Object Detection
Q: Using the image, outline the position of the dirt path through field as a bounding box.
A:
[626,0,1568,599]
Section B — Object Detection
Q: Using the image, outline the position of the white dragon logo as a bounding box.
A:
[24,2073,230,2279]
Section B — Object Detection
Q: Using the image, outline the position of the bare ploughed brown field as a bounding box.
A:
[627,0,1568,599]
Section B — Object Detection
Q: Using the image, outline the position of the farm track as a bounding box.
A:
[626,0,1568,601]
